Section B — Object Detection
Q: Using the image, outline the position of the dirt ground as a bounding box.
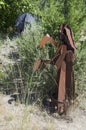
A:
[0,92,86,130]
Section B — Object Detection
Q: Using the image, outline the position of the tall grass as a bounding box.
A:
[15,24,57,103]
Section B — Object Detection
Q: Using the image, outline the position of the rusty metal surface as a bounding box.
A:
[55,45,67,71]
[64,26,76,50]
[33,24,76,114]
[33,59,42,72]
[57,60,66,114]
[56,45,67,114]
[39,34,58,47]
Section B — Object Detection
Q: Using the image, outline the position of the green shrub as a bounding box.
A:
[14,24,57,103]
[74,41,86,92]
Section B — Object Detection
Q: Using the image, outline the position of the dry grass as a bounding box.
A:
[0,93,86,130]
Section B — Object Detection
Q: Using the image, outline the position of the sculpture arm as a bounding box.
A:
[39,34,59,47]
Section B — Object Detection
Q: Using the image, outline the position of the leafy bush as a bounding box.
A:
[9,29,86,103]
[74,40,86,93]
[14,24,57,103]
[0,0,86,42]
[0,24,57,103]
[0,24,86,104]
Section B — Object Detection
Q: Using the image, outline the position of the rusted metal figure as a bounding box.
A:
[33,24,76,114]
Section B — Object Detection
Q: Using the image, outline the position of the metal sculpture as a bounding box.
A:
[33,24,76,114]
